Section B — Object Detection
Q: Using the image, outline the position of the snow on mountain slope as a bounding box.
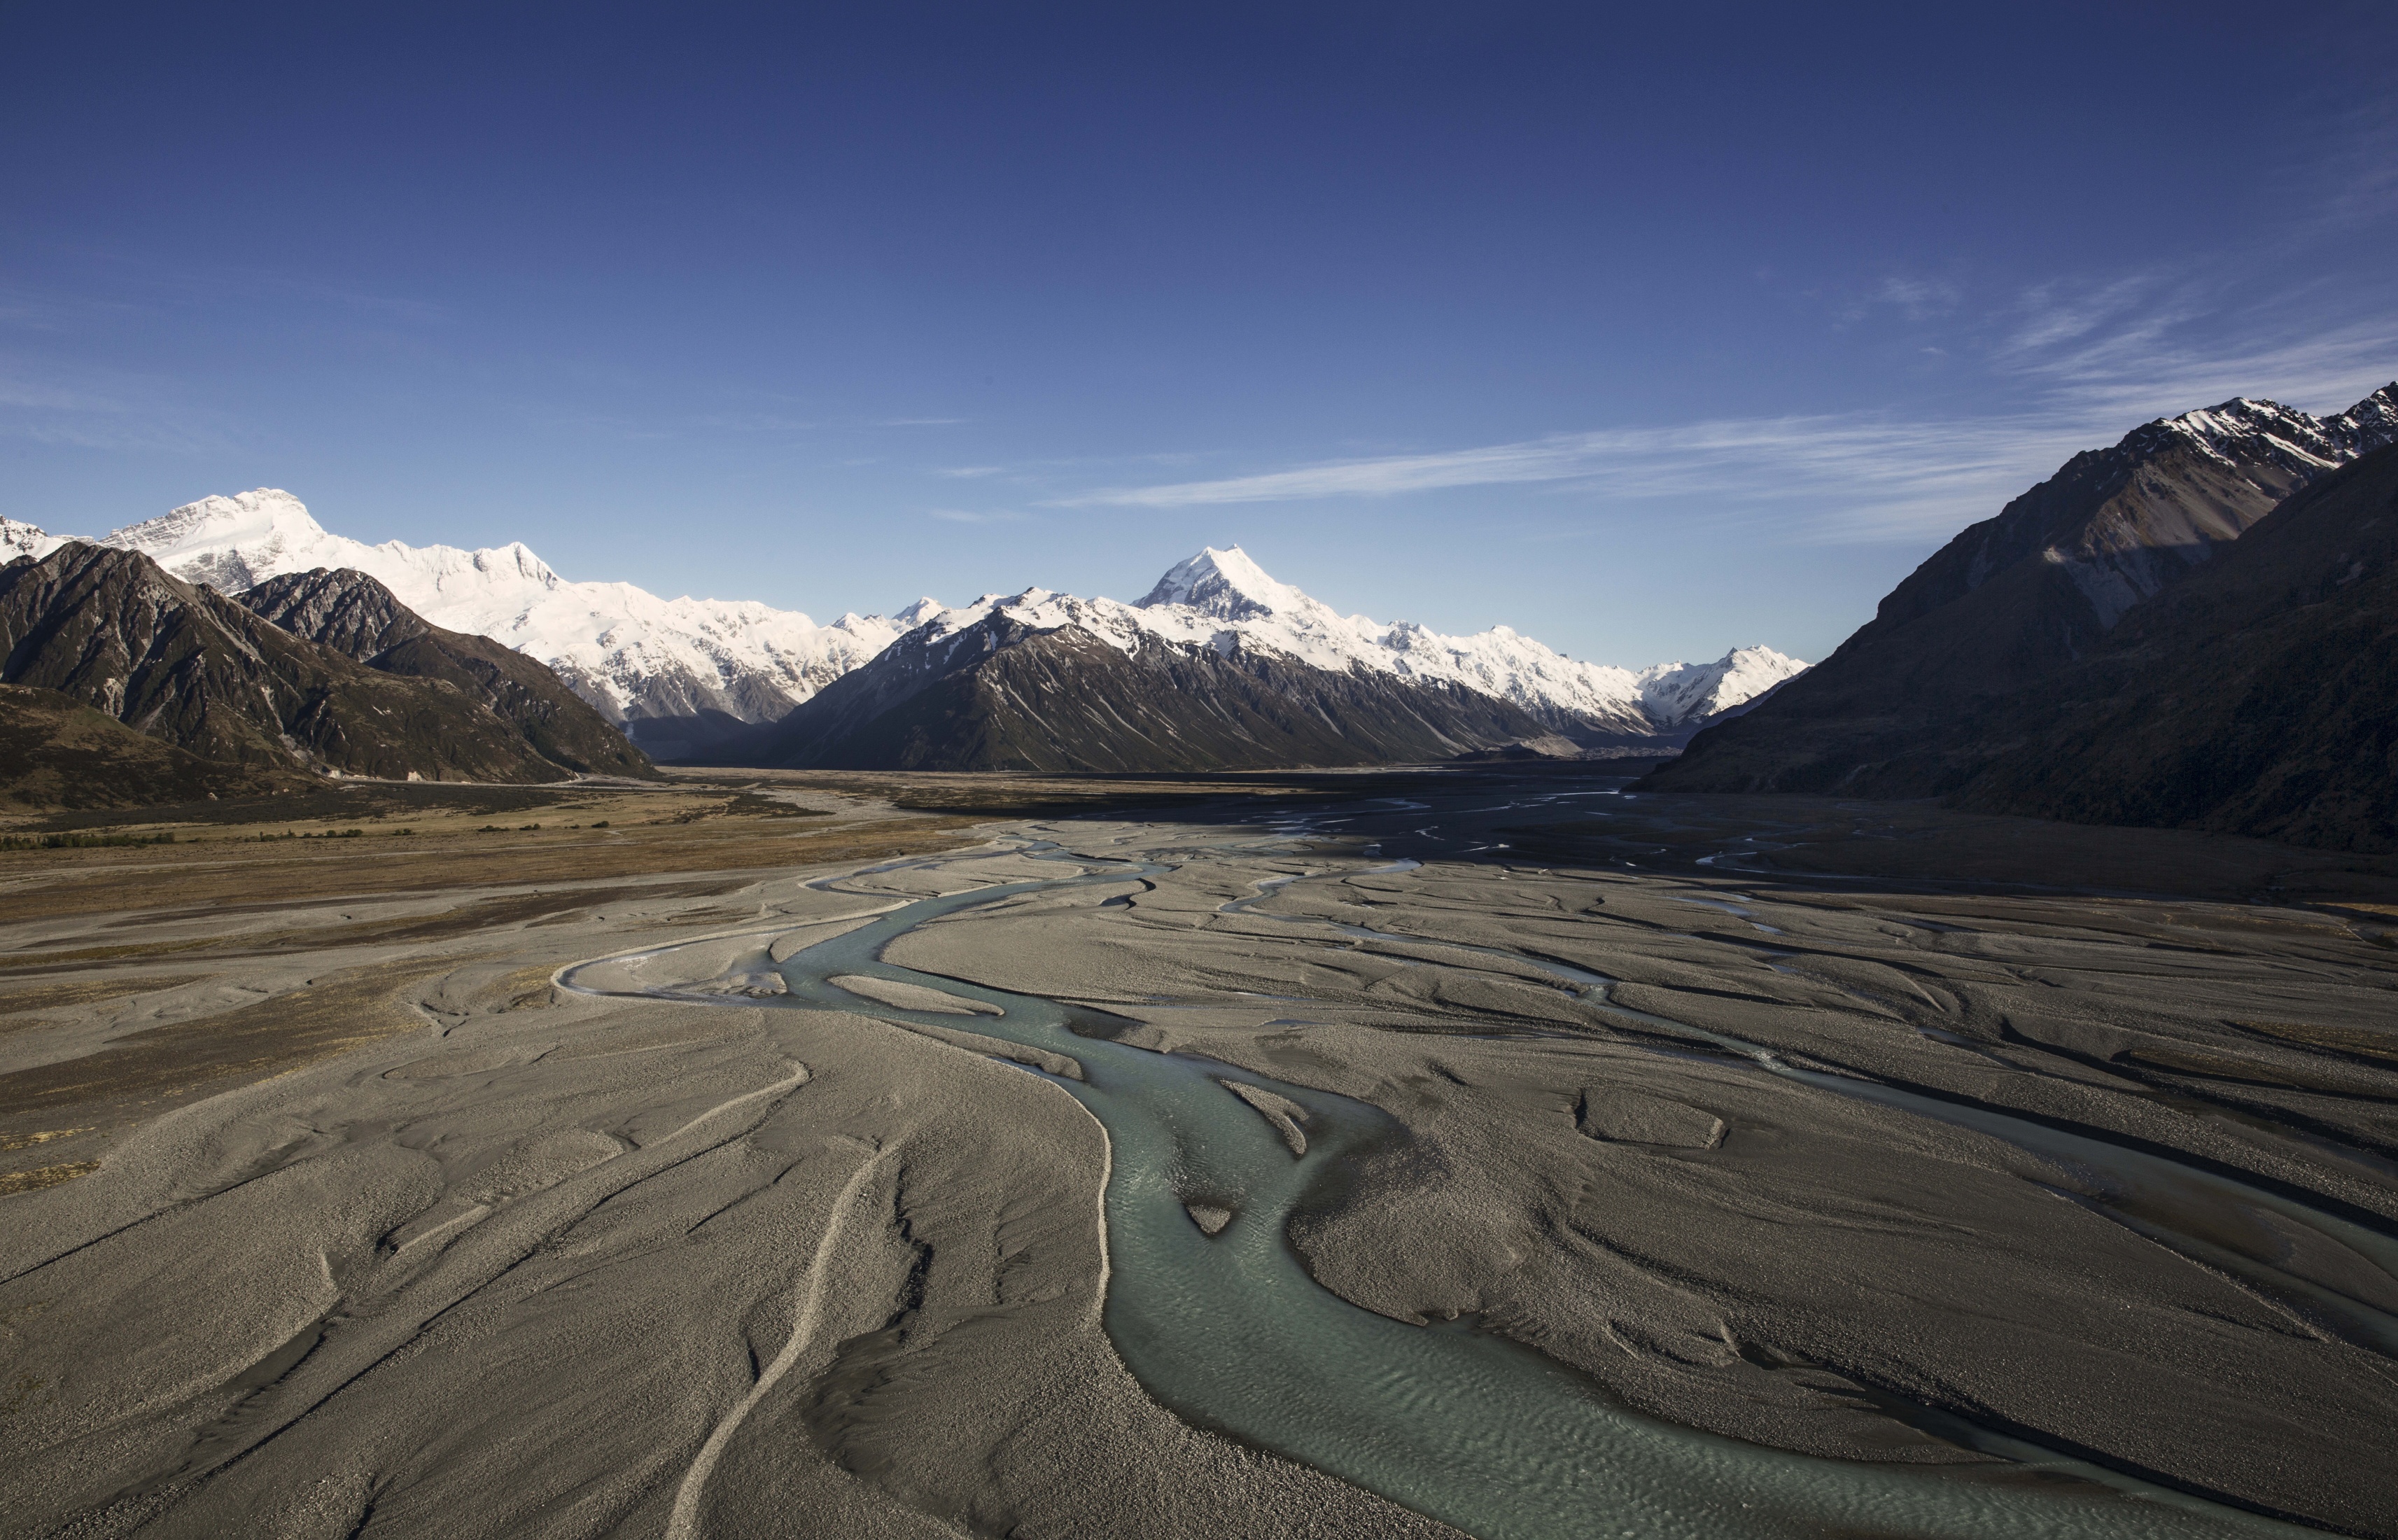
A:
[96,490,911,753]
[913,547,1804,737]
[2172,389,2397,467]
[63,493,1800,752]
[2053,387,2398,627]
[1,518,67,562]
[1636,646,1809,725]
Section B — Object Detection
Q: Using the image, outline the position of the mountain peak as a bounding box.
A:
[2329,381,2398,446]
[1139,545,1307,619]
[112,487,327,547]
[1635,645,1809,725]
[2157,390,2398,471]
[1,517,65,562]
[100,488,335,593]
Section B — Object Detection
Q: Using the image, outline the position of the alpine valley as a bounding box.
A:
[0,491,1807,771]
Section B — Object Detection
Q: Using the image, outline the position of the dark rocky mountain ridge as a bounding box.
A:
[0,543,636,789]
[723,608,1555,772]
[1647,384,2398,807]
[1943,443,2398,849]
[239,567,657,778]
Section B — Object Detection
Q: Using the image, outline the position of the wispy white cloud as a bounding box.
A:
[679,410,969,435]
[2294,97,2398,237]
[1998,293,2398,422]
[928,507,1025,524]
[0,282,139,333]
[1053,412,2098,542]
[0,375,123,414]
[688,412,824,433]
[1050,282,2397,544]
[1999,274,2173,359]
[1839,274,1962,323]
[0,357,244,454]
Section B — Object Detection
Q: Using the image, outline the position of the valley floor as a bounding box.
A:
[1,770,2393,1538]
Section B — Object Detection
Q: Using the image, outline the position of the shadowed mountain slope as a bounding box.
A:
[728,610,1553,771]
[1947,443,2398,850]
[0,544,574,783]
[239,568,658,778]
[0,682,313,809]
[1648,384,2398,796]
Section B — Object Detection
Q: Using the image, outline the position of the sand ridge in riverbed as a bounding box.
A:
[0,770,2392,1536]
[0,864,1456,1538]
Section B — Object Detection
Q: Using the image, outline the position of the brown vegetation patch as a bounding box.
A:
[7,780,582,834]
[0,1161,99,1197]
[2114,1045,2364,1093]
[2230,1018,2398,1066]
[715,792,832,819]
[251,879,753,952]
[0,1127,91,1152]
[0,974,211,1018]
[680,765,1465,818]
[477,963,563,1014]
[0,940,231,974]
[0,815,988,928]
[0,958,453,1136]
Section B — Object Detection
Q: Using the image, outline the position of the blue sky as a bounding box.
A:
[4,2,2395,666]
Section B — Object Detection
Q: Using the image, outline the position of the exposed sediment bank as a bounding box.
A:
[1,772,2392,1536]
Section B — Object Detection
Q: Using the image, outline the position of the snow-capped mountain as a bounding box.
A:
[2042,387,2398,627]
[738,547,1805,772]
[15,490,1802,757]
[1,518,67,563]
[1650,382,2398,799]
[90,489,917,755]
[904,546,1804,740]
[1634,646,1808,725]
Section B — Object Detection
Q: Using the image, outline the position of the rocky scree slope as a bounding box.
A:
[239,567,658,778]
[0,544,592,784]
[1647,384,2398,797]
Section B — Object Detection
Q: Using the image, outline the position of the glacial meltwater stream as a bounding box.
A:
[563,836,2352,1540]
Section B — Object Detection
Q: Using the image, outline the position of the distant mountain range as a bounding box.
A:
[66,489,913,758]
[720,548,1802,771]
[0,542,655,803]
[1648,382,2398,850]
[10,382,2385,811]
[0,495,1804,761]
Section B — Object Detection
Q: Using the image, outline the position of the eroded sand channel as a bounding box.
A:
[3,783,2393,1538]
[570,823,2393,1539]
